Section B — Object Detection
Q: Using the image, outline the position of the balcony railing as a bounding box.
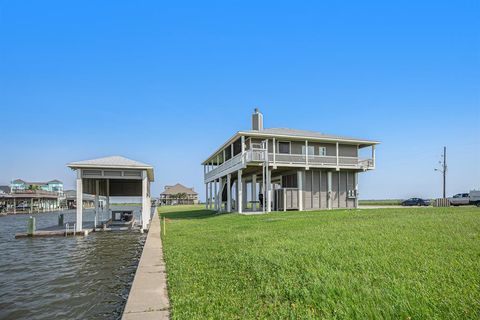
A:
[247,149,374,169]
[205,152,245,181]
[205,149,374,181]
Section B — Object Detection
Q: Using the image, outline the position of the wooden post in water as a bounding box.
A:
[27,216,35,236]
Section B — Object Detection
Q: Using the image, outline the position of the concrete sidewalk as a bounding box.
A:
[122,212,170,320]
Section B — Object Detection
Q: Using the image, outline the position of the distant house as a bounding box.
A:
[160,183,199,205]
[10,179,64,195]
[202,109,379,213]
[0,186,10,194]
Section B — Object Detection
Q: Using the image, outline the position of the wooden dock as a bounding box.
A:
[15,229,91,238]
[15,219,140,239]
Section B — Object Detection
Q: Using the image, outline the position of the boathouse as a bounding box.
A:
[67,156,154,231]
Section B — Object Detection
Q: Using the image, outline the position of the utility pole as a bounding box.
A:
[435,146,447,199]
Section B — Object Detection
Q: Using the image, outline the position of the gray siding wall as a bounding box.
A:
[246,137,358,157]
[293,169,356,210]
[339,144,358,157]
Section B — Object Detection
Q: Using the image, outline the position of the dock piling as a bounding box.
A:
[27,216,36,236]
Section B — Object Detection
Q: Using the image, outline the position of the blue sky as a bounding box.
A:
[0,0,478,200]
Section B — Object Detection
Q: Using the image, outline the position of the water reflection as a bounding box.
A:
[0,207,146,320]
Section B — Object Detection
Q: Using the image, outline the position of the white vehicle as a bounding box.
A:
[449,190,480,207]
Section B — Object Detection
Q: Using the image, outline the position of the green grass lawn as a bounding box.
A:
[358,199,403,205]
[159,205,480,319]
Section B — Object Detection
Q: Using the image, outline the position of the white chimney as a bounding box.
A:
[252,108,263,131]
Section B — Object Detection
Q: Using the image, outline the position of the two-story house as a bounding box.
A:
[10,179,64,195]
[202,109,379,213]
[160,183,199,205]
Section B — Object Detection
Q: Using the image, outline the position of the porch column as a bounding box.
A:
[297,170,303,211]
[209,181,213,210]
[214,179,218,211]
[218,177,223,212]
[372,145,376,168]
[237,170,243,213]
[141,170,149,230]
[336,142,339,170]
[354,172,359,208]
[327,171,332,210]
[94,179,99,228]
[76,169,83,231]
[242,179,248,211]
[272,138,276,168]
[205,183,208,209]
[251,174,257,211]
[227,174,232,213]
[305,140,309,168]
[266,167,272,212]
[241,136,246,165]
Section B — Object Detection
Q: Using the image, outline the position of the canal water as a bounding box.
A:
[0,207,146,320]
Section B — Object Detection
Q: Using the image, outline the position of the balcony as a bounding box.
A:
[246,149,374,169]
[205,149,375,182]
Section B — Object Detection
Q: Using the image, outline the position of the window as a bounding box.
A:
[225,146,232,160]
[301,145,315,155]
[282,174,298,188]
[319,146,327,156]
[278,141,290,154]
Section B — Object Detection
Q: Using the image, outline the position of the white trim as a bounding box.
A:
[319,146,327,156]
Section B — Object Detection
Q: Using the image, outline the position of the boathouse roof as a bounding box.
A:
[67,156,154,181]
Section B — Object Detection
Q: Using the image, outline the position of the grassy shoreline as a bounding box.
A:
[159,205,479,319]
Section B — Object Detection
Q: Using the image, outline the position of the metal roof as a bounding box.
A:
[67,156,155,181]
[242,128,380,143]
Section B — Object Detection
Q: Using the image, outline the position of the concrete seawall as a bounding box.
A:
[122,212,170,319]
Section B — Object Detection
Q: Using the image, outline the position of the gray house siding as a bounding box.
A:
[287,169,356,210]
[339,144,358,157]
[246,137,359,158]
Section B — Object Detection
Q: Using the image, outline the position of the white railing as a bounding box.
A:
[249,151,374,169]
[205,152,244,181]
[205,150,374,182]
[246,148,267,162]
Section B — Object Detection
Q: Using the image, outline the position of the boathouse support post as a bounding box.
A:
[94,179,99,228]
[106,179,110,222]
[76,169,83,231]
[141,170,149,230]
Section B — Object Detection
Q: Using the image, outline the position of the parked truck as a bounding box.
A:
[449,190,480,206]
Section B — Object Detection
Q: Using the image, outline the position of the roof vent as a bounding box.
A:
[252,108,263,131]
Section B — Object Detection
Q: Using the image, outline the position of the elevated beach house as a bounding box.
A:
[202,109,379,213]
[10,179,64,195]
[160,183,199,205]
